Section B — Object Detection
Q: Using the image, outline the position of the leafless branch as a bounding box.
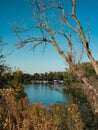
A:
[57,0,78,32]
[15,0,98,76]
[71,0,87,41]
[58,31,73,52]
[71,0,76,15]
[16,37,52,49]
[86,26,90,43]
[78,45,84,64]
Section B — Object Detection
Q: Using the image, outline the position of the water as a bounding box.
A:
[24,83,69,107]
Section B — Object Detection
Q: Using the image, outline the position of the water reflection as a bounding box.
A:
[24,83,69,107]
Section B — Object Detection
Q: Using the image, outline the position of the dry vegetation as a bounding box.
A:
[0,88,84,130]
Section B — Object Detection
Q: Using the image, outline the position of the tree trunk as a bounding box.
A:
[86,49,98,76]
[82,77,98,113]
[81,35,98,76]
[78,24,98,76]
[71,0,98,76]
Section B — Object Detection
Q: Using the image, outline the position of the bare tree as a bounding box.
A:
[14,0,98,113]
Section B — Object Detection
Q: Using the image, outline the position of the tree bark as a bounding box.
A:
[71,0,98,76]
[82,77,98,113]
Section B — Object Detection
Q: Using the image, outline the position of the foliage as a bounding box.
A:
[77,62,98,88]
[8,70,26,99]
[0,38,9,88]
[63,62,98,130]
[77,62,97,78]
[0,88,29,130]
[63,69,82,90]
[63,70,77,86]
[31,72,64,82]
[0,88,84,130]
[63,62,98,89]
[66,88,98,130]
[0,38,5,67]
[22,73,32,84]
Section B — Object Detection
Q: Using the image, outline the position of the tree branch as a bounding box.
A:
[57,0,78,32]
[16,37,52,49]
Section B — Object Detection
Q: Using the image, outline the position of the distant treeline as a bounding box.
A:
[0,71,65,86]
[30,72,65,83]
[0,61,97,87]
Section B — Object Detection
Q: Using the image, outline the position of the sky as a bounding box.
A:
[0,0,98,74]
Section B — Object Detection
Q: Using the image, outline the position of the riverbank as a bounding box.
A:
[30,80,63,84]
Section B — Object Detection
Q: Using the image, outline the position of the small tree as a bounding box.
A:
[0,38,5,75]
[0,38,7,88]
[9,70,26,99]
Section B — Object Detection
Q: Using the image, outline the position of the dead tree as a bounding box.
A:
[14,0,98,113]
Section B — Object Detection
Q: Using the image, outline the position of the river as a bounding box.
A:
[24,83,69,107]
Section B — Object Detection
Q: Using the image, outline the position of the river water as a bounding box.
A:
[24,83,69,107]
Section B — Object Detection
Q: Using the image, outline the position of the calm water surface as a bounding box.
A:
[24,83,69,107]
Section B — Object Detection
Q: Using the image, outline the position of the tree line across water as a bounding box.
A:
[1,61,98,86]
[0,69,64,86]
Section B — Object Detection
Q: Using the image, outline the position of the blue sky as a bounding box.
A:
[0,0,98,74]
